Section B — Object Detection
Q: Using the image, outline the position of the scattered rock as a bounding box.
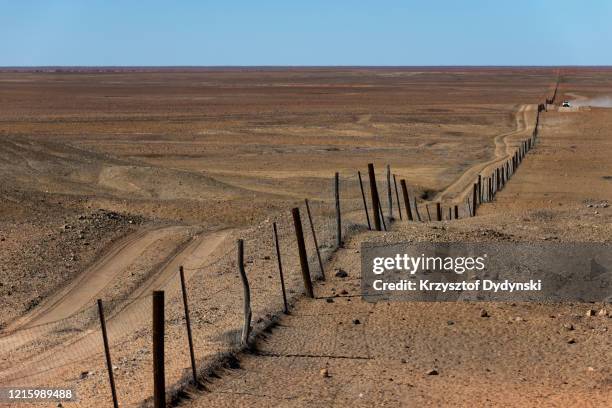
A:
[515,316,524,322]
[400,358,407,364]
[335,269,348,278]
[447,320,455,325]
[426,369,439,376]
[480,309,489,318]
[598,308,608,317]
[340,289,349,295]
[326,298,334,303]
[563,323,574,331]
[80,370,92,379]
[320,368,330,378]
[567,338,576,344]
[352,319,361,325]
[586,309,596,317]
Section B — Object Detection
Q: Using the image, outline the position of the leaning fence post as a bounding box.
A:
[97,299,119,408]
[386,165,393,219]
[367,163,382,231]
[376,189,388,231]
[237,239,252,347]
[179,266,198,385]
[272,222,289,314]
[425,204,432,221]
[292,208,314,298]
[436,202,442,221]
[305,198,326,280]
[334,172,342,248]
[400,180,413,221]
[393,174,402,220]
[152,290,165,408]
[357,171,372,230]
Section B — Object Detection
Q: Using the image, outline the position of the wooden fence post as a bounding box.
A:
[367,163,382,231]
[393,174,402,220]
[357,171,372,230]
[400,180,413,221]
[305,198,326,280]
[472,183,478,216]
[386,165,393,219]
[436,202,442,221]
[454,205,459,219]
[272,222,288,314]
[292,208,314,298]
[334,172,342,247]
[237,239,252,347]
[376,193,388,231]
[97,299,119,408]
[179,267,198,385]
[425,204,432,221]
[152,290,165,408]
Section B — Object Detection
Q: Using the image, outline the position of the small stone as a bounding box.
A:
[352,319,361,325]
[563,323,574,331]
[400,358,407,364]
[586,309,595,317]
[426,369,439,376]
[326,298,334,303]
[597,308,608,317]
[340,289,349,295]
[480,309,489,318]
[80,370,92,379]
[515,316,524,322]
[567,338,576,344]
[447,320,455,325]
[320,368,330,378]
[335,269,348,278]
[587,366,595,372]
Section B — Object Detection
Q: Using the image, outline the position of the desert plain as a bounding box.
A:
[0,67,610,407]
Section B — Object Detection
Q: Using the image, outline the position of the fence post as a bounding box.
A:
[478,174,482,203]
[454,205,459,219]
[152,290,165,408]
[357,171,372,230]
[236,239,252,347]
[292,208,314,298]
[448,207,452,220]
[97,299,119,408]
[400,180,413,221]
[272,222,288,314]
[334,172,342,248]
[386,165,393,219]
[436,202,442,221]
[425,204,432,221]
[305,198,326,280]
[377,194,388,231]
[472,183,478,216]
[179,266,198,385]
[367,163,382,231]
[393,174,402,220]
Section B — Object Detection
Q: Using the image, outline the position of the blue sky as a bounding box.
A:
[1,1,611,66]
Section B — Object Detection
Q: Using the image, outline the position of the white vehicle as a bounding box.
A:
[562,101,571,108]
